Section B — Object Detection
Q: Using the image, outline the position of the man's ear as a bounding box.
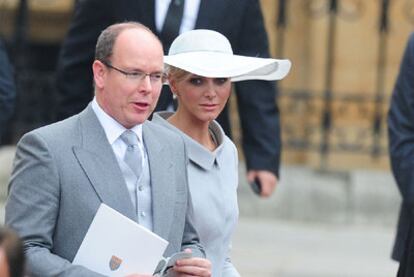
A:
[92,60,106,89]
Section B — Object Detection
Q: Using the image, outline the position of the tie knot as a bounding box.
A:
[120,130,139,147]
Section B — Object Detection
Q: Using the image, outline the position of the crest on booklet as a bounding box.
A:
[109,255,122,271]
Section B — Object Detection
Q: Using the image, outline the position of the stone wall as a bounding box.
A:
[256,0,414,171]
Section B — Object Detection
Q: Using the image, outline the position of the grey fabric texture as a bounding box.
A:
[5,105,204,277]
[153,112,240,277]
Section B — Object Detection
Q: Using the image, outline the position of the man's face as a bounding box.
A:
[94,28,164,128]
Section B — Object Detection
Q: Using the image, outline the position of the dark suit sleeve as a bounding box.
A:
[55,0,113,120]
[388,32,414,207]
[0,39,16,137]
[233,0,281,177]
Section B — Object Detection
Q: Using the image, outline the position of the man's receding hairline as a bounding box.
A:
[116,23,162,48]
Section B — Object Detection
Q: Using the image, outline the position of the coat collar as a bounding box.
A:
[152,112,226,171]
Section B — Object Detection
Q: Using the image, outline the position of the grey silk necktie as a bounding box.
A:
[121,130,143,180]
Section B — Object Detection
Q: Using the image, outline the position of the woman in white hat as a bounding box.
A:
[152,29,291,277]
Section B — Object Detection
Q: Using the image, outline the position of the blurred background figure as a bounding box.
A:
[0,38,15,144]
[388,32,414,276]
[56,0,281,197]
[0,227,25,277]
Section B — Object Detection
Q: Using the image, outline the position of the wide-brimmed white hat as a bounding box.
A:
[164,29,291,82]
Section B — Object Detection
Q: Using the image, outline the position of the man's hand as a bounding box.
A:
[247,170,278,198]
[170,249,211,277]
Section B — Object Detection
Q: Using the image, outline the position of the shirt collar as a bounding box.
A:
[91,97,143,144]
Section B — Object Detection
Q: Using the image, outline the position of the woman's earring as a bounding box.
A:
[172,93,178,99]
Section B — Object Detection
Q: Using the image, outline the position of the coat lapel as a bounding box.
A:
[116,0,155,30]
[143,122,175,238]
[72,106,136,221]
[195,0,226,29]
[137,0,156,31]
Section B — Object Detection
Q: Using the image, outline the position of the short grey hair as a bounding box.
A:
[95,21,161,63]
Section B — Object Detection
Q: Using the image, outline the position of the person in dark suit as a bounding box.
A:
[6,22,210,277]
[56,0,281,197]
[388,32,414,276]
[0,39,16,142]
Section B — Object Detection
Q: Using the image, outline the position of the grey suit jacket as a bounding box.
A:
[5,105,204,276]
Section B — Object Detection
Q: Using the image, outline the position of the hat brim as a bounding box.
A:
[164,51,291,82]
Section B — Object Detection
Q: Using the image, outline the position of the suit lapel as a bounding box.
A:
[137,0,156,31]
[195,0,224,29]
[143,123,175,238]
[73,106,136,221]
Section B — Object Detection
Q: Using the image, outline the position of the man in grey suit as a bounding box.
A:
[5,22,211,277]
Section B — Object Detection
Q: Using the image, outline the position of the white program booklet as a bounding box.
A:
[73,203,169,276]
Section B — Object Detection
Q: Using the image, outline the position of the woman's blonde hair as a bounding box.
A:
[165,65,192,83]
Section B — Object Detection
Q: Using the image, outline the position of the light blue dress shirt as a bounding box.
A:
[153,112,240,277]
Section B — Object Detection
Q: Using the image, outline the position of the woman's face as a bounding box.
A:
[170,74,232,123]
